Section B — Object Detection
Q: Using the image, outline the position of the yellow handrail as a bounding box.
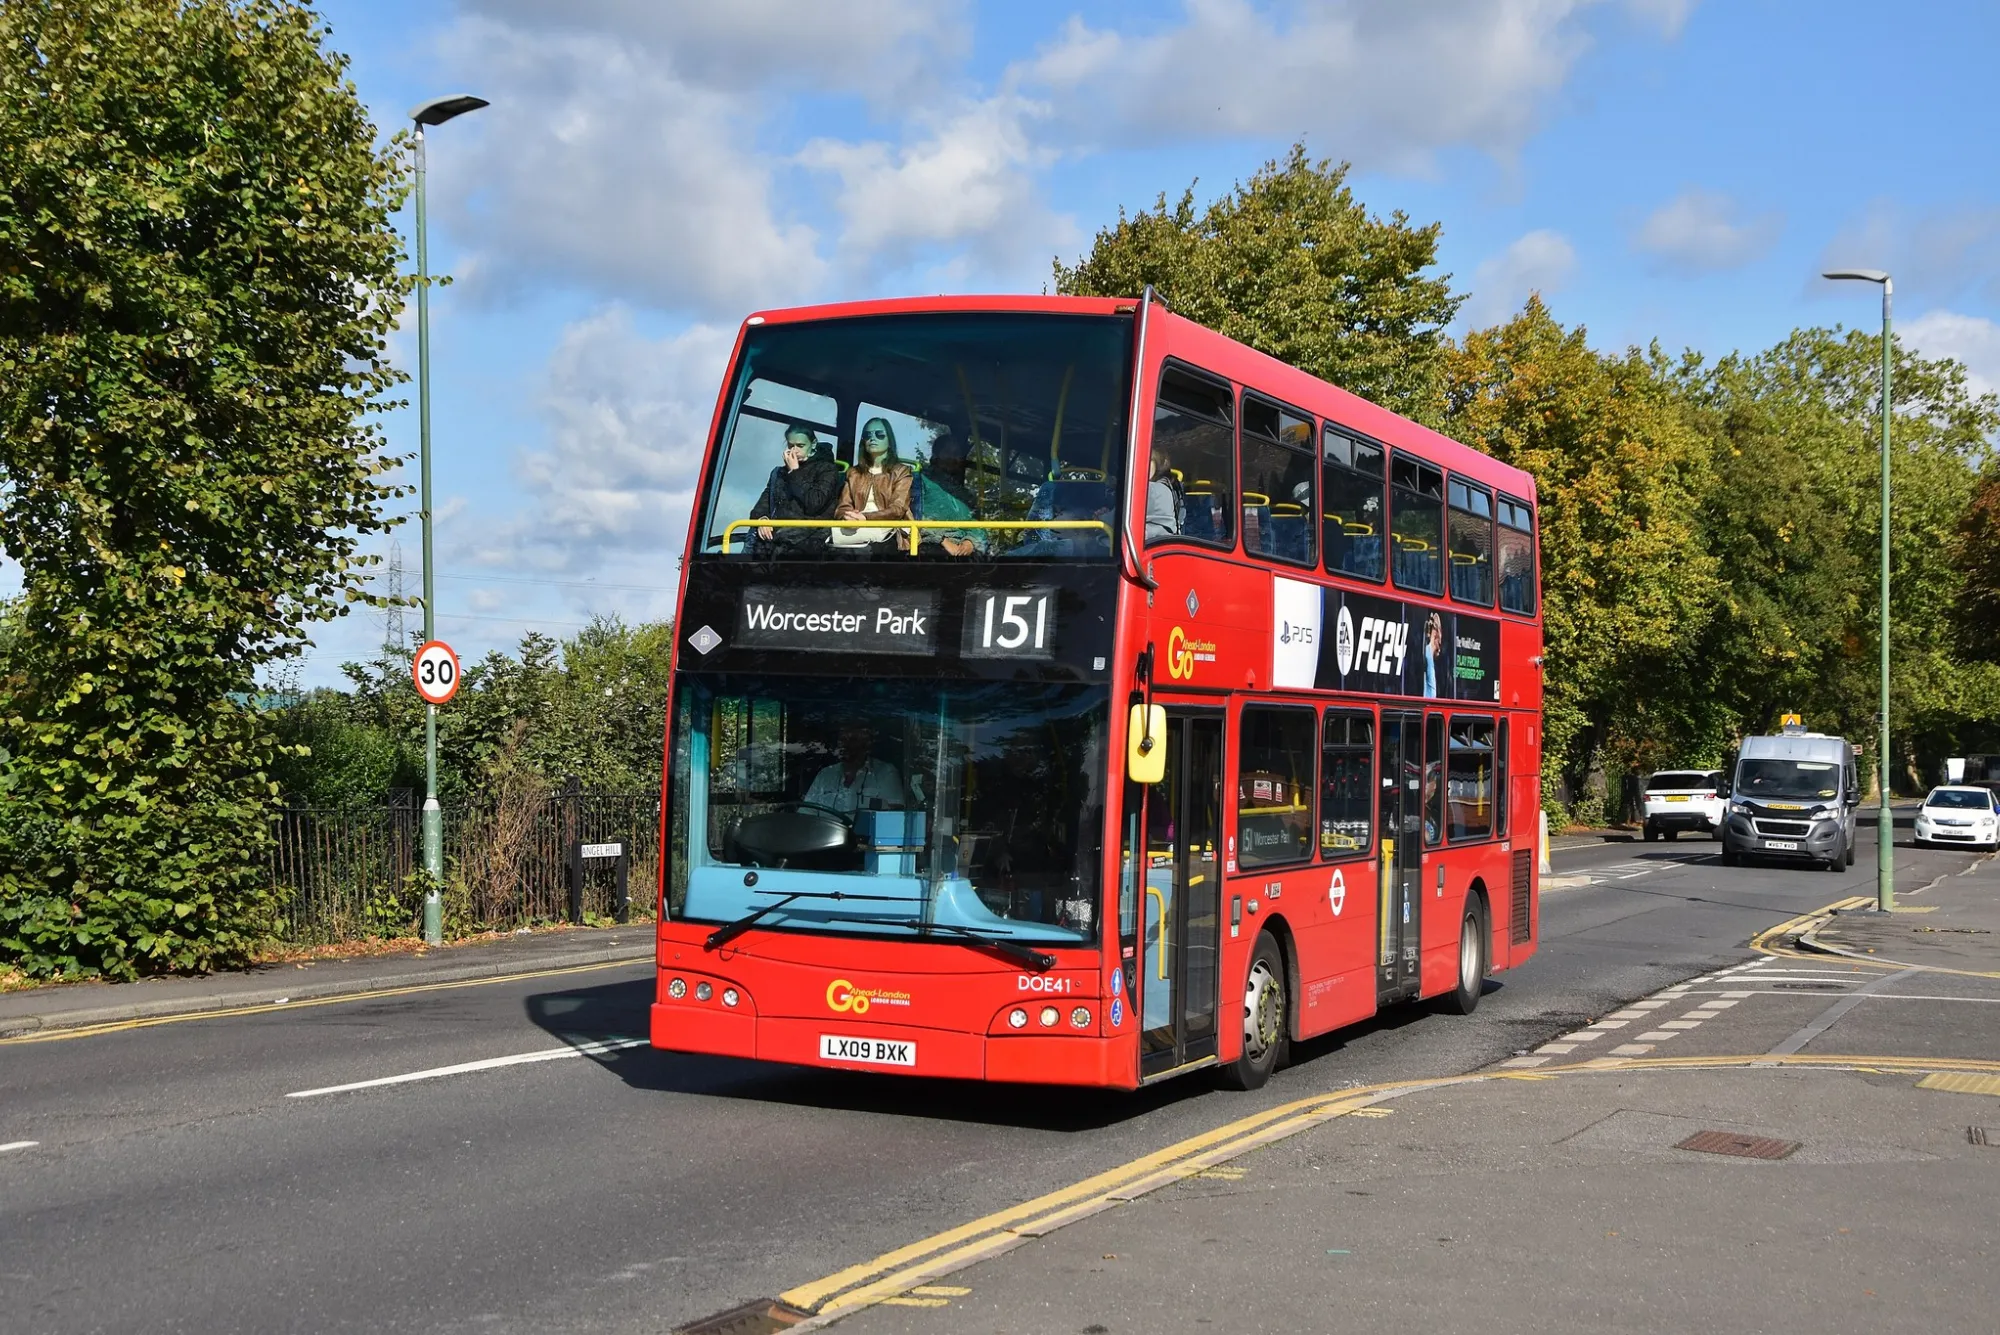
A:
[721,517,1114,555]
[1146,883,1168,979]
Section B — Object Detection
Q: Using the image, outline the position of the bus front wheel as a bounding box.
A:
[1219,931,1288,1091]
[1437,896,1488,1016]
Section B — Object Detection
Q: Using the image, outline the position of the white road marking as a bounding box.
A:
[0,1141,38,1153]
[287,1037,647,1099]
[1589,1019,1631,1029]
[1636,1030,1678,1042]
[1608,1008,1650,1020]
[1633,999,1669,1010]
[1722,990,1754,998]
[1611,1043,1654,1056]
[1501,1056,1551,1068]
[1693,999,1738,1008]
[1660,1020,1703,1030]
[1560,1031,1604,1042]
[1537,1043,1578,1054]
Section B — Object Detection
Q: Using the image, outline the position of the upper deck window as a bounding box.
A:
[1322,428,1385,583]
[1497,493,1537,616]
[1148,365,1234,549]
[1390,453,1444,596]
[1239,394,1315,566]
[697,313,1132,560]
[1447,479,1494,607]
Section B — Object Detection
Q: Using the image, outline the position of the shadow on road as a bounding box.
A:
[519,973,1519,1132]
[519,974,1225,1132]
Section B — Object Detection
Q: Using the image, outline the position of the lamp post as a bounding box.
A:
[1823,267,1894,913]
[411,94,488,945]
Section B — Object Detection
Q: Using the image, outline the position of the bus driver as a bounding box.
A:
[804,723,907,815]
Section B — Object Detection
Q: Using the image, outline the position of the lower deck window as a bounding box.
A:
[1237,705,1316,868]
[1448,715,1495,840]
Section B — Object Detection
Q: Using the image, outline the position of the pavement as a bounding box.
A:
[816,847,2000,1335]
[4,810,1996,1334]
[0,923,653,1039]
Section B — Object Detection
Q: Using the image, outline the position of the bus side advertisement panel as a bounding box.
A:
[1292,585,1499,703]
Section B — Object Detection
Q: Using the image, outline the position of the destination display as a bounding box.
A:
[736,585,939,656]
[1271,578,1499,701]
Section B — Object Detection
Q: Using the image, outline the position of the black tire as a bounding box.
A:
[1217,930,1288,1091]
[1643,824,1658,842]
[1665,828,1679,842]
[1436,896,1489,1016]
[1826,851,1847,873]
[1720,844,1739,867]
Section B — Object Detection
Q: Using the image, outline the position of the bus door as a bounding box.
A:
[1376,711,1424,1003]
[1140,710,1224,1079]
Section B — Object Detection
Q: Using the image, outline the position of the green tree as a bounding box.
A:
[1054,144,1463,422]
[1693,330,1997,789]
[1444,301,1722,810]
[0,0,410,977]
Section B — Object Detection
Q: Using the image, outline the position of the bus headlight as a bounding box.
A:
[1039,1006,1059,1027]
[695,982,713,1002]
[722,988,740,1008]
[1007,1008,1028,1029]
[667,977,687,999]
[1070,1007,1091,1028]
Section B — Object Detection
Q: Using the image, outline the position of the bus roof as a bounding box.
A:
[738,294,1536,505]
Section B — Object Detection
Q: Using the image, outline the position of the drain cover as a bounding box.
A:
[1675,1130,1800,1160]
[677,1299,810,1335]
[1972,1126,1994,1148]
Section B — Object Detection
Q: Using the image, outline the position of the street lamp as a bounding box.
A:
[1823,267,1894,913]
[411,94,488,946]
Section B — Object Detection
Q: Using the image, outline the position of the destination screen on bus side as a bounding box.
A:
[695,313,1132,561]
[667,675,1108,948]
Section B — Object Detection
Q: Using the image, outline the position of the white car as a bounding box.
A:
[1643,769,1727,841]
[1913,785,2000,850]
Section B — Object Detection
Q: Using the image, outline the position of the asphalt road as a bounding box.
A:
[0,809,1978,1334]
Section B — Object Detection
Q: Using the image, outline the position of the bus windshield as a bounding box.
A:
[696,313,1132,560]
[669,675,1108,947]
[1735,758,1841,802]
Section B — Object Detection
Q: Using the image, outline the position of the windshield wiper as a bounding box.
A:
[833,916,1056,971]
[704,889,907,951]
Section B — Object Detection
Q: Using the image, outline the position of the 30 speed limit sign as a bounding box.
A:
[412,640,462,706]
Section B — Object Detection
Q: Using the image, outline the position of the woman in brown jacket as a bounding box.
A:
[833,416,914,548]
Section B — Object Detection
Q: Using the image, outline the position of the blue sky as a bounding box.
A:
[116,1,2000,682]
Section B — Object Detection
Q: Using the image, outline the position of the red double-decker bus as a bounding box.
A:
[652,293,1542,1090]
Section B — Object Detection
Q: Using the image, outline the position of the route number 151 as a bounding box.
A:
[963,589,1055,660]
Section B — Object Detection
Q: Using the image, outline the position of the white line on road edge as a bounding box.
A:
[0,1141,39,1153]
[286,1037,647,1099]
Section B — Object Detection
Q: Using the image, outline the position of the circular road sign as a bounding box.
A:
[412,640,462,706]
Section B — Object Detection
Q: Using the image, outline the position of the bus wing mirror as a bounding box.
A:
[1128,704,1167,785]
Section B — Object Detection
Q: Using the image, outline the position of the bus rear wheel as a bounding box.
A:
[1219,931,1288,1091]
[1437,896,1488,1016]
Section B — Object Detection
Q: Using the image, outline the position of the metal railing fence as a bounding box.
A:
[267,783,659,944]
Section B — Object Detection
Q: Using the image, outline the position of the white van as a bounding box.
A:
[1720,733,1858,872]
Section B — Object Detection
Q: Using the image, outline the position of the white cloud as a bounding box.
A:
[798,95,1072,282]
[460,0,967,100]
[1902,310,2000,402]
[433,19,825,316]
[1464,229,1577,328]
[476,308,735,580]
[1017,0,1609,172]
[1634,187,1781,273]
